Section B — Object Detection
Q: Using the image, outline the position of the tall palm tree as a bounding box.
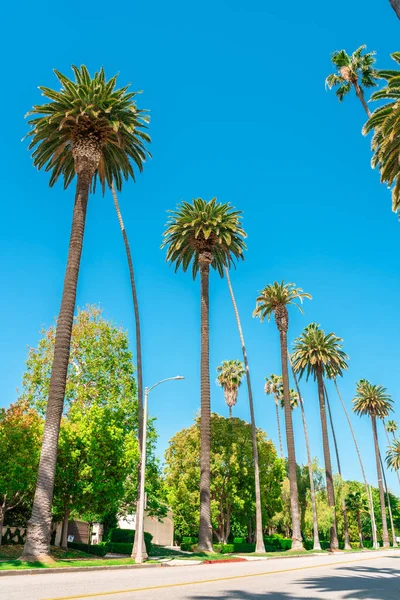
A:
[162,198,246,551]
[352,380,394,548]
[325,45,377,117]
[387,438,400,471]
[346,490,369,549]
[378,449,398,547]
[363,53,400,216]
[289,354,321,550]
[323,384,351,550]
[265,374,284,458]
[384,420,400,490]
[253,281,311,550]
[217,360,245,417]
[225,267,266,553]
[22,66,150,561]
[329,374,379,549]
[292,323,348,550]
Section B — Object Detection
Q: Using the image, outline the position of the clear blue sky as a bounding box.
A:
[1,0,400,492]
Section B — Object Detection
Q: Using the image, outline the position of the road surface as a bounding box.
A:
[2,550,400,599]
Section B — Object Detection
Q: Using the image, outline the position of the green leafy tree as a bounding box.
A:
[353,380,393,547]
[23,66,150,560]
[165,414,284,544]
[254,281,311,551]
[216,360,245,418]
[162,198,246,551]
[292,323,348,550]
[325,45,377,116]
[0,402,43,545]
[264,374,284,458]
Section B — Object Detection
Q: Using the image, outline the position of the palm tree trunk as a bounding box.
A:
[110,184,145,557]
[324,384,351,550]
[354,82,372,118]
[275,401,284,458]
[378,449,397,547]
[61,509,70,549]
[371,415,390,547]
[225,267,265,553]
[316,367,338,550]
[197,258,213,551]
[289,354,321,550]
[333,379,379,549]
[279,329,303,550]
[229,405,232,418]
[21,171,91,561]
[357,511,363,548]
[384,424,400,490]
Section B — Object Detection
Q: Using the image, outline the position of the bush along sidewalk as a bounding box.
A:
[68,529,153,557]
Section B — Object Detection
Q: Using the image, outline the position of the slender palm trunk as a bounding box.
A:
[371,415,390,547]
[289,355,321,550]
[197,257,213,551]
[21,169,93,561]
[378,449,397,547]
[333,379,379,548]
[229,405,232,418]
[316,367,338,549]
[354,82,372,118]
[279,326,303,550]
[110,184,145,557]
[225,267,265,553]
[275,401,284,458]
[357,511,364,548]
[384,424,400,490]
[324,384,351,550]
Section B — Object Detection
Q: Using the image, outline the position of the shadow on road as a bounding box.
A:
[190,565,400,599]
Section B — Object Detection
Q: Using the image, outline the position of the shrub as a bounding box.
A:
[2,527,26,545]
[181,536,198,545]
[213,543,235,554]
[233,542,256,553]
[107,535,152,555]
[107,529,152,553]
[67,542,108,556]
[263,535,292,551]
[180,542,197,551]
[233,537,244,544]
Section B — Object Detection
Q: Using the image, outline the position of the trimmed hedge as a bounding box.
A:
[182,536,198,544]
[107,536,152,555]
[213,543,235,554]
[68,542,108,556]
[108,528,153,545]
[233,542,256,553]
[180,542,197,551]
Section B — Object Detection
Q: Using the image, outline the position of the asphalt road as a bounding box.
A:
[2,550,400,600]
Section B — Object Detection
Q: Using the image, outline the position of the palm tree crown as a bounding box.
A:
[253,281,311,332]
[217,360,245,413]
[26,65,150,191]
[352,380,393,418]
[387,439,400,471]
[325,46,377,102]
[161,198,246,277]
[280,389,299,410]
[291,323,348,381]
[362,53,400,214]
[387,420,398,435]
[264,374,283,405]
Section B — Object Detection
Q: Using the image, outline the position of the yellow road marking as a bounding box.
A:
[42,555,384,600]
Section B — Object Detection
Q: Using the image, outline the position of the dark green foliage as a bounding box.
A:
[180,543,198,551]
[233,542,256,553]
[181,536,198,545]
[2,527,26,545]
[108,528,152,546]
[107,538,152,555]
[67,542,108,556]
[102,511,119,542]
[263,535,292,551]
[213,543,235,553]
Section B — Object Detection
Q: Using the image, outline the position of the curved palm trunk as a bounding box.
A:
[316,367,338,550]
[378,449,397,547]
[275,401,284,458]
[110,184,145,557]
[21,170,92,561]
[353,82,371,118]
[333,380,379,549]
[225,268,265,553]
[198,258,213,551]
[324,384,351,550]
[371,415,390,548]
[289,354,321,550]
[384,424,400,490]
[279,328,303,550]
[357,510,364,548]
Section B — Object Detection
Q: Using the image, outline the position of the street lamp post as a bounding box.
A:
[134,376,184,563]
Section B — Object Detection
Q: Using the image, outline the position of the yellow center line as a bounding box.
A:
[42,554,385,600]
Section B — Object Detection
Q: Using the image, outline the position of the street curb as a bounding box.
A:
[0,562,164,577]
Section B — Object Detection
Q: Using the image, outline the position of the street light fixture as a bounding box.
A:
[134,376,184,563]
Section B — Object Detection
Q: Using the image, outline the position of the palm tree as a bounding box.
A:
[378,449,398,548]
[346,490,369,548]
[363,53,400,216]
[225,267,266,553]
[292,323,348,550]
[279,388,299,410]
[265,374,284,458]
[253,281,311,550]
[352,380,394,548]
[22,66,149,561]
[329,374,379,549]
[384,420,400,490]
[325,45,377,117]
[387,438,400,471]
[288,354,321,550]
[162,198,246,551]
[389,1,400,19]
[323,384,351,550]
[217,360,245,417]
